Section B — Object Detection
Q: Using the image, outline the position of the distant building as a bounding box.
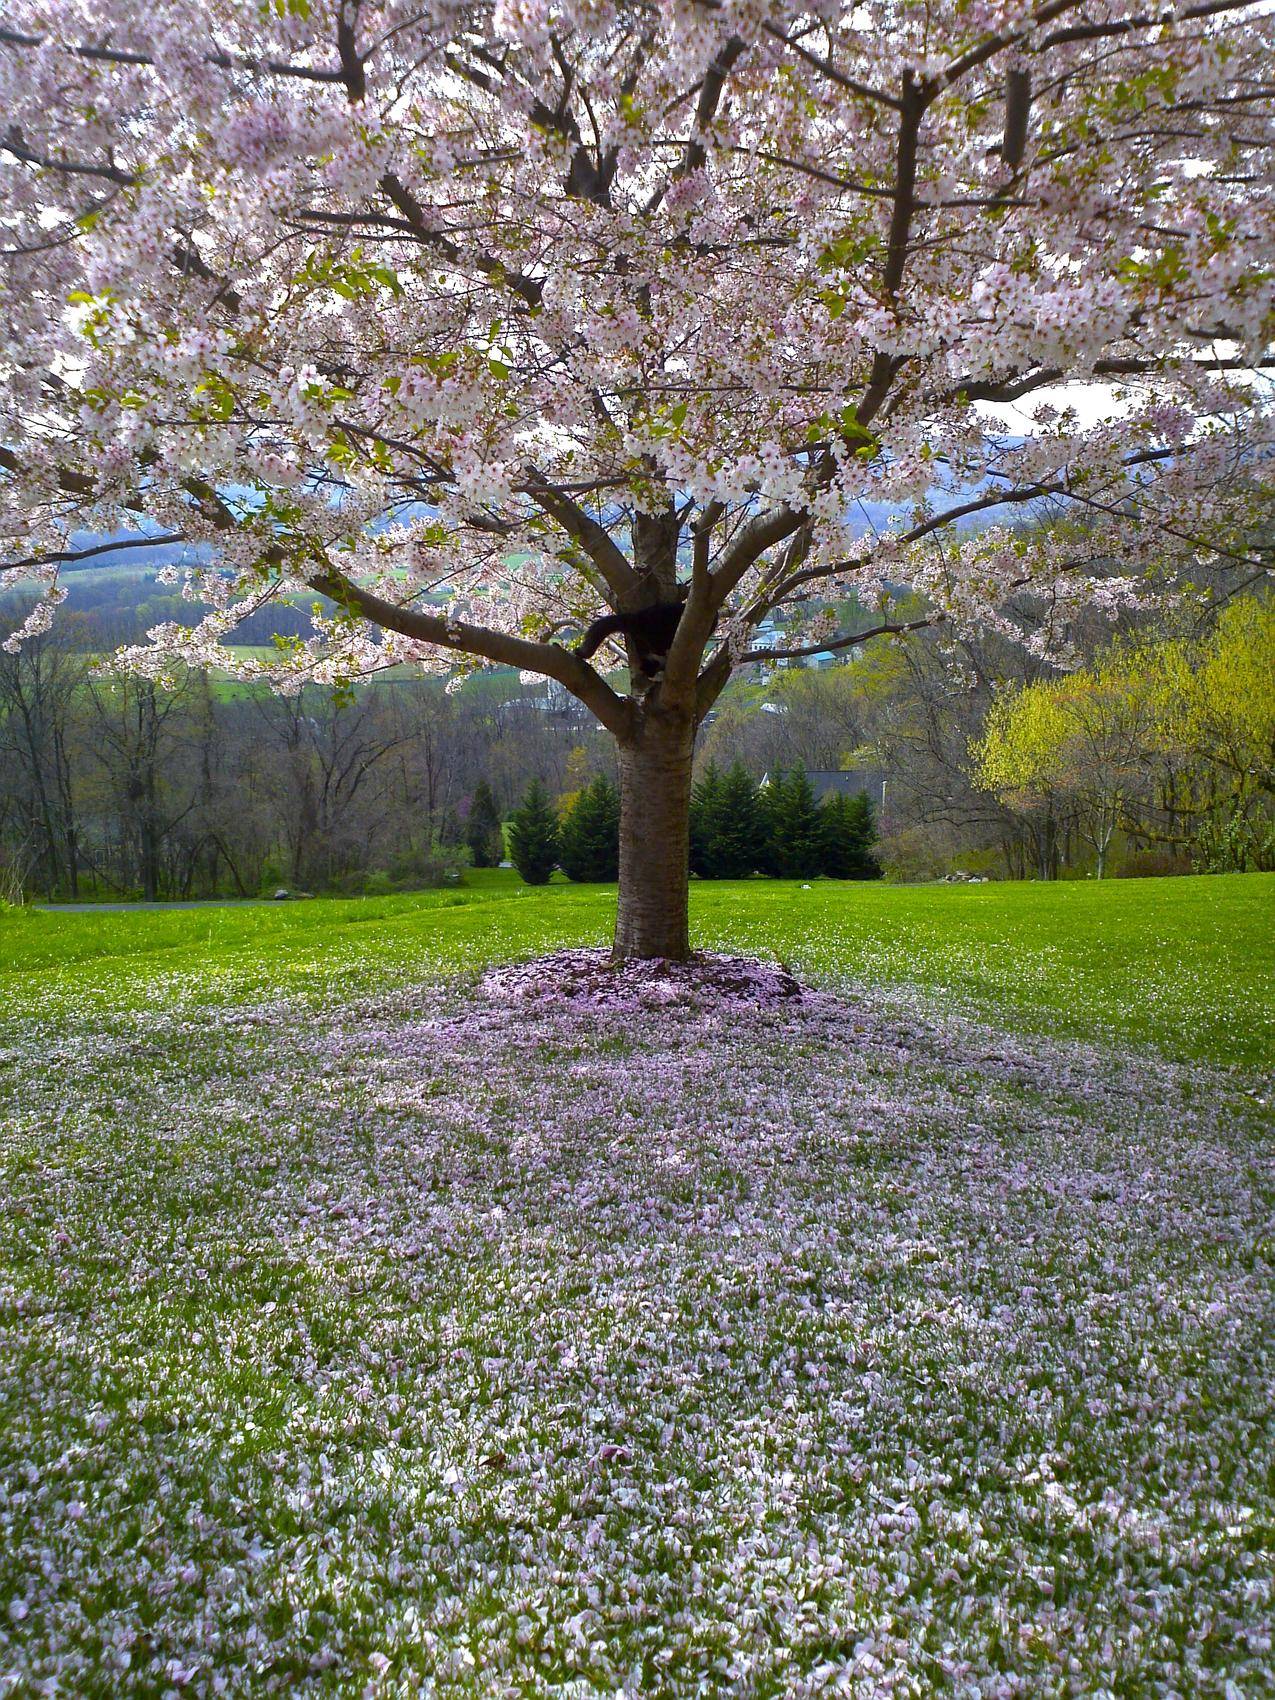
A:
[504,679,579,717]
[762,767,887,809]
[749,617,844,674]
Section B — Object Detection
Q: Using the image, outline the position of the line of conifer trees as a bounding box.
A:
[506,764,880,885]
[693,764,881,880]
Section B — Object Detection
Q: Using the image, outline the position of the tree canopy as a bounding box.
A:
[972,596,1275,872]
[1,0,1270,701]
[507,778,559,884]
[558,773,621,880]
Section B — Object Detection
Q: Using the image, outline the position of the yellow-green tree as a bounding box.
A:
[973,666,1149,878]
[974,597,1275,876]
[1151,597,1275,800]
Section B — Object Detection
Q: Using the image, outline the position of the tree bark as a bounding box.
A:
[613,707,695,961]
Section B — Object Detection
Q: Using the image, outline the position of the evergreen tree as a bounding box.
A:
[846,792,883,880]
[558,774,620,881]
[756,770,788,877]
[712,762,767,878]
[766,767,823,878]
[436,803,464,846]
[507,780,560,885]
[465,779,505,868]
[819,790,883,879]
[689,764,724,877]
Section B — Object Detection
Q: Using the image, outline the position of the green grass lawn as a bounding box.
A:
[7,870,1272,1068]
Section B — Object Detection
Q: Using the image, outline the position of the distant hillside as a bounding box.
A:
[4,484,1002,653]
[1,534,320,649]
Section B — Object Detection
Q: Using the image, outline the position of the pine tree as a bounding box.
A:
[757,770,788,877]
[819,790,883,879]
[507,780,560,886]
[689,763,724,877]
[712,762,767,878]
[465,779,505,868]
[558,774,620,881]
[846,791,883,880]
[766,767,823,878]
[817,793,854,878]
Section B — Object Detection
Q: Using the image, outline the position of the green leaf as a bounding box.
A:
[369,264,403,295]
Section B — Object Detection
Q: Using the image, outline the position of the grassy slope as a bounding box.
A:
[5,870,1271,1069]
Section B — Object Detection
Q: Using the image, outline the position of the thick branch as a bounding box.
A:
[941,0,1085,85]
[760,23,900,109]
[0,24,352,83]
[0,446,159,529]
[2,532,185,573]
[308,570,635,738]
[524,479,640,601]
[955,351,1274,405]
[708,506,806,610]
[1037,0,1263,51]
[2,127,132,184]
[1001,69,1032,171]
[855,72,928,429]
[678,37,745,178]
[694,644,733,723]
[744,446,1180,620]
[881,73,926,303]
[662,504,727,706]
[377,170,543,309]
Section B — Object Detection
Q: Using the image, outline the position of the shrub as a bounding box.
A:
[258,858,285,896]
[1117,847,1193,879]
[508,780,560,885]
[388,840,470,889]
[1192,807,1275,874]
[558,775,620,881]
[878,826,950,884]
[465,780,505,869]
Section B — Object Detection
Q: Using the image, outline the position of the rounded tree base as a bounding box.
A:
[480,948,804,1011]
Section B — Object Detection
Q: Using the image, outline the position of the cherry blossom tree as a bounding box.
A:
[2,0,1271,957]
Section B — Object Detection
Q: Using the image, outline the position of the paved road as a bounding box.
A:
[36,898,295,913]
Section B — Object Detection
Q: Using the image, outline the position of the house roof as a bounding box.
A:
[761,768,886,800]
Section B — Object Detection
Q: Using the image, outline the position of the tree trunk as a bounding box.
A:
[66,826,79,899]
[613,708,695,961]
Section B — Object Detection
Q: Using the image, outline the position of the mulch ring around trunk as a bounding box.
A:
[479,947,805,1010]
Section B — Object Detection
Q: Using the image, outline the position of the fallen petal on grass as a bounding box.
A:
[1,962,1271,1695]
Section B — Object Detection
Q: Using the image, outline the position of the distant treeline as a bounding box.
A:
[2,583,1269,902]
[0,618,606,903]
